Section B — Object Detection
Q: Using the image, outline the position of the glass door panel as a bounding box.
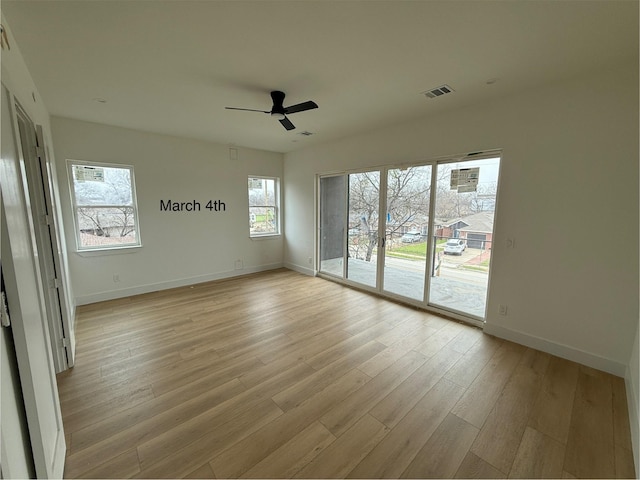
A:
[346,171,380,288]
[428,157,501,318]
[382,165,432,301]
[319,175,346,277]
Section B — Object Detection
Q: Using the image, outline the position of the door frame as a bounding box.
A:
[35,124,76,368]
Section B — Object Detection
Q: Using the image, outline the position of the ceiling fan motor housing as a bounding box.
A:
[270,91,286,115]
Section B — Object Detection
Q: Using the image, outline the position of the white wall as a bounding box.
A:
[283,63,639,377]
[51,117,284,304]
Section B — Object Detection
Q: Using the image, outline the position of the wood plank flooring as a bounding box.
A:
[58,269,636,478]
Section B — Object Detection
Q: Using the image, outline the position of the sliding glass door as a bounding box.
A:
[382,166,432,301]
[318,153,500,322]
[318,172,383,291]
[428,157,500,317]
[346,171,380,288]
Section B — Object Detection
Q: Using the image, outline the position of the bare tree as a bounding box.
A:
[74,166,135,239]
[114,207,136,237]
[348,172,380,262]
[385,167,431,236]
[468,182,497,213]
[348,167,432,262]
[77,207,107,236]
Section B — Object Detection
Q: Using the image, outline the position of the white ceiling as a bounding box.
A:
[3,1,638,153]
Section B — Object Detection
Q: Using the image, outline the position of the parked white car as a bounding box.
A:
[444,238,466,255]
[401,231,422,243]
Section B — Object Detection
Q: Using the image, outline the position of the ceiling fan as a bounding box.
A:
[225,90,318,131]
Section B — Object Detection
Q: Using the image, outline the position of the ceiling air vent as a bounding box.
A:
[422,84,454,99]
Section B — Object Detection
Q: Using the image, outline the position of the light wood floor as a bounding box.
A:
[58,269,636,479]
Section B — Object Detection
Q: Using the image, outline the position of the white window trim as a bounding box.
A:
[67,159,142,252]
[248,175,281,238]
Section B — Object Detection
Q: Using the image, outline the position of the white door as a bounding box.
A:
[14,103,75,371]
[1,192,35,479]
[1,328,35,478]
[1,86,66,478]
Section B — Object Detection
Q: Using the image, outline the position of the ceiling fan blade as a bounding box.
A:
[279,117,295,131]
[225,107,270,113]
[284,101,318,115]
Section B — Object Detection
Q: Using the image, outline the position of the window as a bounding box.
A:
[248,176,280,237]
[68,160,141,250]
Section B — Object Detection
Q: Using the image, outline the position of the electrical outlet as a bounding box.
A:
[499,304,508,316]
[234,259,243,270]
[113,274,120,283]
[506,238,516,248]
[307,257,313,265]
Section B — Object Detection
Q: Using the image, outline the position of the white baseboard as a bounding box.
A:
[483,323,627,377]
[75,263,284,305]
[284,262,315,277]
[625,366,639,478]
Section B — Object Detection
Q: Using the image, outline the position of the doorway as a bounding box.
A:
[317,152,501,323]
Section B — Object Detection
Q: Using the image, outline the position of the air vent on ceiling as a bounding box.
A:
[422,84,454,99]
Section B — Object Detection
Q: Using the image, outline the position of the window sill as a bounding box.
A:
[76,245,142,257]
[250,234,281,241]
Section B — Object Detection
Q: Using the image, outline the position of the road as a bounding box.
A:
[380,252,489,287]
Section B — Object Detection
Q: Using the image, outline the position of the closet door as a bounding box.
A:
[1,87,66,478]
